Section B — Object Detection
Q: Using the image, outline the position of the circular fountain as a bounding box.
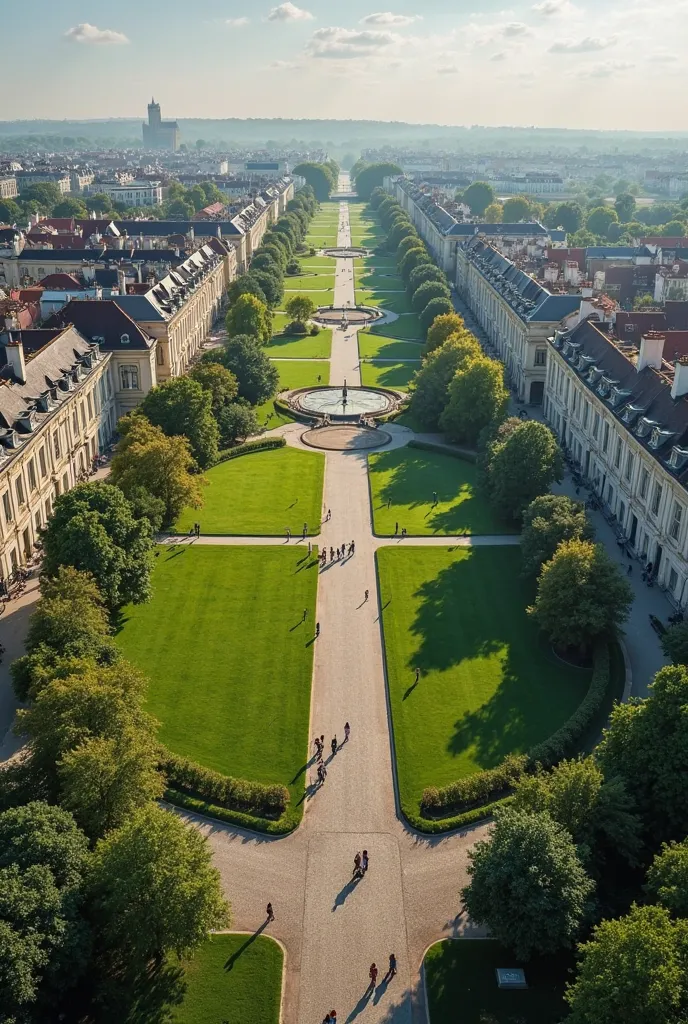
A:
[293,381,397,421]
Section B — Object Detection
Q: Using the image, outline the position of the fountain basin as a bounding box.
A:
[291,385,398,421]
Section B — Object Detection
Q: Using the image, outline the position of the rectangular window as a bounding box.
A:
[87,393,94,420]
[157,346,165,366]
[62,472,69,494]
[592,412,600,439]
[72,411,78,435]
[624,450,634,482]
[34,510,41,533]
[651,482,662,517]
[669,567,679,594]
[27,460,36,492]
[602,421,610,453]
[639,467,649,499]
[80,403,86,429]
[2,492,12,524]
[534,348,546,366]
[38,447,47,478]
[15,476,25,508]
[670,501,683,541]
[582,402,589,429]
[53,432,60,459]
[614,436,623,469]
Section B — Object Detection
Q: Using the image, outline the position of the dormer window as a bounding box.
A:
[668,445,688,470]
[622,403,644,425]
[636,416,659,438]
[649,427,675,450]
[587,366,602,384]
[609,386,631,408]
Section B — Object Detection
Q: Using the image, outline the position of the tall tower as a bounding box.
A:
[148,99,161,128]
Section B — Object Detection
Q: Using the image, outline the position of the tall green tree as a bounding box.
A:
[225,292,272,344]
[586,206,619,236]
[439,355,509,445]
[188,361,239,415]
[0,198,22,223]
[615,192,637,223]
[529,539,633,654]
[396,233,423,260]
[412,279,451,313]
[462,181,496,216]
[424,312,466,353]
[502,195,532,222]
[89,804,229,961]
[419,296,456,337]
[284,294,316,327]
[41,484,153,608]
[292,162,334,202]
[411,334,482,428]
[410,264,450,302]
[355,163,403,200]
[462,808,594,959]
[660,620,688,665]
[226,273,267,308]
[646,839,688,918]
[208,335,279,406]
[521,494,593,577]
[545,201,583,233]
[399,245,432,282]
[141,376,219,469]
[566,905,688,1024]
[485,419,563,521]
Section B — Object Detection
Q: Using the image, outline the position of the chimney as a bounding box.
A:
[116,268,127,295]
[3,336,26,384]
[672,356,688,399]
[638,332,665,372]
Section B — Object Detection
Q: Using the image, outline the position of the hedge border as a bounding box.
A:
[159,748,289,818]
[412,640,614,831]
[164,788,296,836]
[214,436,286,465]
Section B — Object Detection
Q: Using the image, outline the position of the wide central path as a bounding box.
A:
[184,178,489,1024]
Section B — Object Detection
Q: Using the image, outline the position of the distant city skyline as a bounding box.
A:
[4,0,686,131]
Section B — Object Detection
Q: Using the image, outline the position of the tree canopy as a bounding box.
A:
[485,419,563,521]
[462,181,496,216]
[208,335,279,406]
[285,294,316,326]
[141,376,219,469]
[425,312,466,353]
[411,334,482,429]
[502,195,532,222]
[225,292,272,344]
[439,355,509,445]
[521,494,593,577]
[355,163,402,200]
[420,296,455,336]
[292,162,335,201]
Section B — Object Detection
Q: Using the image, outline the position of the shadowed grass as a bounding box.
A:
[358,336,424,360]
[360,361,417,391]
[368,314,424,340]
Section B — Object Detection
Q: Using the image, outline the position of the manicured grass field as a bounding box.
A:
[358,336,424,360]
[174,933,283,1024]
[254,360,330,426]
[368,447,511,536]
[266,329,332,359]
[355,271,405,290]
[116,545,318,821]
[425,940,570,1024]
[360,360,417,391]
[298,258,338,268]
[282,274,336,291]
[369,314,424,340]
[357,290,413,314]
[283,289,335,305]
[175,446,324,535]
[376,546,591,815]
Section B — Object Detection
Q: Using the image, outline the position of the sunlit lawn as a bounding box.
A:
[368,314,424,340]
[357,290,413,314]
[282,289,335,305]
[266,329,332,359]
[255,359,330,426]
[282,274,335,291]
[174,933,283,1024]
[358,336,424,360]
[360,360,417,391]
[377,546,590,817]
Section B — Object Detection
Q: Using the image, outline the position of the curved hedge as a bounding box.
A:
[413,640,615,833]
[160,749,289,818]
[164,789,294,835]
[214,436,286,464]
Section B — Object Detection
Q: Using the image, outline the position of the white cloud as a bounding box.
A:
[437,63,459,74]
[361,12,421,26]
[64,23,129,44]
[269,59,298,68]
[501,21,528,36]
[532,0,574,13]
[266,2,313,21]
[307,26,397,58]
[490,50,507,61]
[226,17,250,27]
[550,35,616,53]
[577,58,635,77]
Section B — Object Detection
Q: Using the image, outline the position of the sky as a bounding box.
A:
[4,0,687,130]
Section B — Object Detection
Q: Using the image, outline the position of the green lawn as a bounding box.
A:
[376,546,591,815]
[360,360,417,391]
[425,940,570,1024]
[369,314,424,340]
[355,272,405,290]
[282,289,335,306]
[298,258,338,268]
[357,290,413,314]
[369,447,511,536]
[266,329,332,359]
[175,446,324,535]
[116,545,318,822]
[254,360,330,426]
[358,336,424,360]
[281,274,335,291]
[174,933,283,1024]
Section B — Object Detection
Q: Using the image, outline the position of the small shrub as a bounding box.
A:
[309,324,320,336]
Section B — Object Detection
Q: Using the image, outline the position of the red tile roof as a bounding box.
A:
[39,273,85,290]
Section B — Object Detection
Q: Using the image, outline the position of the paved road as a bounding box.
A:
[188,184,491,1024]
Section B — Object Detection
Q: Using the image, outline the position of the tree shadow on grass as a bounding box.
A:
[405,552,586,770]
[224,922,268,971]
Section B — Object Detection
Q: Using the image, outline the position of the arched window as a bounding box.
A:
[119,364,139,390]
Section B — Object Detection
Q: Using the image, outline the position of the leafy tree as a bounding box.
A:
[110,415,203,529]
[646,839,688,918]
[483,201,503,222]
[408,263,447,298]
[412,278,451,313]
[355,163,403,200]
[166,198,194,220]
[606,221,624,242]
[141,376,218,469]
[661,219,687,236]
[485,419,563,521]
[597,664,688,842]
[439,355,509,445]
[388,220,415,251]
[546,201,583,233]
[614,192,636,222]
[52,197,88,219]
[521,494,593,577]
[462,181,496,216]
[425,312,467,353]
[256,242,287,271]
[251,252,282,278]
[566,905,688,1024]
[586,206,619,237]
[0,198,22,223]
[188,361,239,416]
[513,758,642,867]
[262,231,291,260]
[502,195,532,222]
[0,801,89,889]
[292,162,334,202]
[250,267,283,308]
[216,399,260,446]
[187,185,207,213]
[462,808,594,959]
[530,539,633,654]
[199,180,224,205]
[89,804,229,960]
[284,294,315,327]
[661,620,688,665]
[411,334,482,428]
[399,245,432,282]
[21,182,63,211]
[209,335,279,405]
[227,274,267,308]
[420,296,455,337]
[378,197,402,228]
[85,193,114,214]
[41,484,152,608]
[225,292,272,344]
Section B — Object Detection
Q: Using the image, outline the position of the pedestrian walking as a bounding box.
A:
[302,608,308,622]
[344,721,350,742]
[627,563,632,575]
[364,589,369,602]
[387,953,397,979]
[394,522,399,535]
[387,497,392,509]
[266,902,274,922]
[350,540,355,554]
[401,527,407,538]
[368,963,378,989]
[353,851,361,876]
[336,547,341,560]
[315,622,320,637]
[415,666,420,684]
[327,508,331,521]
[286,527,291,541]
[330,547,335,562]
[432,491,438,505]
[314,736,322,759]
[331,735,337,756]
[303,522,307,539]
[317,763,325,784]
[361,849,369,874]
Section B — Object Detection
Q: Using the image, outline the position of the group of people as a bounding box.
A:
[188,522,201,538]
[320,956,397,1021]
[352,849,369,878]
[313,723,350,785]
[320,540,355,566]
[394,524,408,537]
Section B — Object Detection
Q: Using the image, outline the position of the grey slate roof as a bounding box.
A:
[42,300,154,351]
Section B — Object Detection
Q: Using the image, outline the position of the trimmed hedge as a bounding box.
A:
[159,749,289,818]
[405,796,514,835]
[164,789,294,836]
[414,641,615,831]
[214,436,286,464]
[273,398,311,423]
[408,438,478,464]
